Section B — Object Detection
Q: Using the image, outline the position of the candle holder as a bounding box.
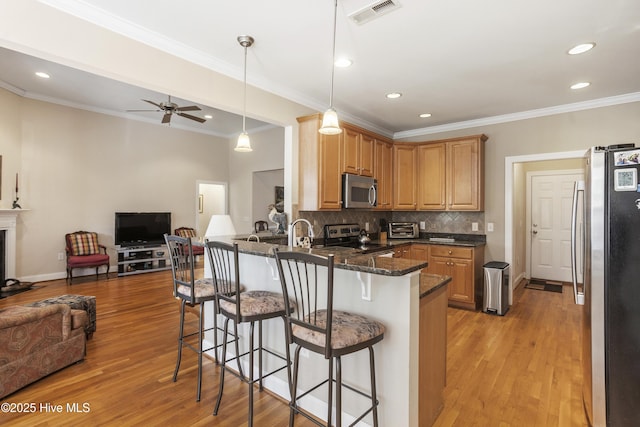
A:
[12,172,21,209]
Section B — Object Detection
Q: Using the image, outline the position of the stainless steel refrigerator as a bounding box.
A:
[572,145,640,426]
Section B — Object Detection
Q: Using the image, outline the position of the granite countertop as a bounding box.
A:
[420,274,451,298]
[203,237,427,276]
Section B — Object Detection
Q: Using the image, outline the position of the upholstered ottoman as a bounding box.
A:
[26,294,96,338]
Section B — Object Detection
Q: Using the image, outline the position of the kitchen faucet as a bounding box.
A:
[288,218,315,248]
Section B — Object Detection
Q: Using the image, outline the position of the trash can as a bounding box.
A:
[483,261,510,315]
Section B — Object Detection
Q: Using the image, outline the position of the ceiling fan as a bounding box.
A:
[128,95,206,124]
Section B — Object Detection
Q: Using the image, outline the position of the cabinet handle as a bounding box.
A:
[448,250,452,254]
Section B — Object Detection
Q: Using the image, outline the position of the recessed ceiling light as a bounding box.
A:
[568,43,595,55]
[571,82,591,90]
[419,113,432,118]
[204,114,213,119]
[386,92,402,99]
[335,58,352,68]
[35,71,50,79]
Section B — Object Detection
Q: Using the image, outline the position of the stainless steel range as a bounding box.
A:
[322,223,392,254]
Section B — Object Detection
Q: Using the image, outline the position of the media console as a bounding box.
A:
[116,245,171,277]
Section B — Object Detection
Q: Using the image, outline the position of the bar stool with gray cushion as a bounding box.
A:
[206,240,292,427]
[275,250,385,427]
[164,234,238,402]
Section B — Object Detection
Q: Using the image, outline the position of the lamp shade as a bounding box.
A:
[319,108,342,135]
[235,132,252,152]
[205,214,237,238]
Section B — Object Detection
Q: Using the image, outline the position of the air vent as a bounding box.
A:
[348,0,401,25]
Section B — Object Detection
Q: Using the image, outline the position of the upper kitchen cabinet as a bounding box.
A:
[297,114,343,210]
[447,135,486,211]
[392,144,418,210]
[342,124,375,177]
[419,134,487,211]
[374,140,393,210]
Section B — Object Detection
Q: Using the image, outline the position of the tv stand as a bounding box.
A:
[116,245,171,277]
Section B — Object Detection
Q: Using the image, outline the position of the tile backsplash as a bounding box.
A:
[298,210,485,238]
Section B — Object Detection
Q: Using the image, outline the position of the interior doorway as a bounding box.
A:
[196,181,227,237]
[526,170,584,282]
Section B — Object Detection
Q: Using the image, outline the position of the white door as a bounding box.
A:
[529,171,584,282]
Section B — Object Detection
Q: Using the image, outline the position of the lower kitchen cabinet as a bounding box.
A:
[428,245,483,310]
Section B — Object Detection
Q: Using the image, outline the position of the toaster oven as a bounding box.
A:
[388,222,419,239]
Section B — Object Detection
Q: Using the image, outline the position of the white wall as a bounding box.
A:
[228,127,285,234]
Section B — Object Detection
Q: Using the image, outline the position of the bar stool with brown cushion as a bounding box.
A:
[205,240,292,427]
[164,233,237,402]
[274,250,385,427]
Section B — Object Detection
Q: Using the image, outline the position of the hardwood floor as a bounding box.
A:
[0,271,588,426]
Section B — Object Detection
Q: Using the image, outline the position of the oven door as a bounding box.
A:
[343,174,377,209]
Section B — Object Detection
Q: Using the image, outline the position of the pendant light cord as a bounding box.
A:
[242,44,248,133]
[329,0,338,109]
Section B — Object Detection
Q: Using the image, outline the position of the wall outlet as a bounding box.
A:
[487,222,494,232]
[57,252,65,261]
[365,222,369,231]
[471,222,478,231]
[419,221,426,230]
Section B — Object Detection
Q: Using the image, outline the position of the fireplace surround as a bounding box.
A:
[0,209,24,281]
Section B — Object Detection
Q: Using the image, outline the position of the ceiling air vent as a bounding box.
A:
[348,0,401,25]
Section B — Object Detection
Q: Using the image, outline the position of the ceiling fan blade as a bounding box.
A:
[177,112,206,123]
[162,112,172,124]
[126,109,160,112]
[175,105,201,112]
[142,99,163,109]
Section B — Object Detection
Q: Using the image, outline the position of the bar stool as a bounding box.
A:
[165,233,233,402]
[274,250,385,427]
[205,240,292,426]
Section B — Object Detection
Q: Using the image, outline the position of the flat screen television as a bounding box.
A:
[115,212,171,247]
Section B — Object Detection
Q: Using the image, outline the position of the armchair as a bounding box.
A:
[174,227,204,257]
[65,231,110,283]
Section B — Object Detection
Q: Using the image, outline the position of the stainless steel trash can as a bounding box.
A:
[483,261,510,315]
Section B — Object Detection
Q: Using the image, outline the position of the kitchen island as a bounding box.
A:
[201,238,449,427]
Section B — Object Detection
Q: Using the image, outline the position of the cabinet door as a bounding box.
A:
[359,133,375,177]
[375,140,393,210]
[447,258,474,303]
[393,245,411,258]
[342,127,360,175]
[319,132,343,209]
[447,138,483,211]
[392,145,417,210]
[417,143,446,210]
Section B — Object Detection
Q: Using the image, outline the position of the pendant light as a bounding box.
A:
[319,0,342,135]
[235,35,254,152]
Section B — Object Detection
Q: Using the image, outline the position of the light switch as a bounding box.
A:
[472,222,478,231]
[419,221,426,230]
[487,222,494,232]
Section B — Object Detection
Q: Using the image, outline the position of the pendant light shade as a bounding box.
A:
[319,0,343,135]
[235,35,254,152]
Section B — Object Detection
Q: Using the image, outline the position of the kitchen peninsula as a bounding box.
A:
[201,238,450,427]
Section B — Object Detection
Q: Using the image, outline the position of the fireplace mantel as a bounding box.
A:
[0,209,28,280]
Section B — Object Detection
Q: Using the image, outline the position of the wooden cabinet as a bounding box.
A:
[447,136,485,210]
[297,114,343,210]
[392,144,418,210]
[392,134,485,211]
[393,244,411,258]
[342,125,374,177]
[410,244,429,263]
[374,140,393,210]
[417,143,447,210]
[428,245,483,310]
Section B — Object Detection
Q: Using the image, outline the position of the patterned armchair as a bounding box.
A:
[65,231,110,283]
[174,227,204,256]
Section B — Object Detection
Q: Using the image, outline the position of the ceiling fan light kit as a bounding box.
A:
[129,95,205,124]
[319,0,343,136]
[235,35,254,152]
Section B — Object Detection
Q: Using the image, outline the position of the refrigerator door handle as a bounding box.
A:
[571,180,585,305]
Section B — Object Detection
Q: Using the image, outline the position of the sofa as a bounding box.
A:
[0,303,87,399]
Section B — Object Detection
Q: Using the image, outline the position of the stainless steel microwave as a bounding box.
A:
[342,173,377,209]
